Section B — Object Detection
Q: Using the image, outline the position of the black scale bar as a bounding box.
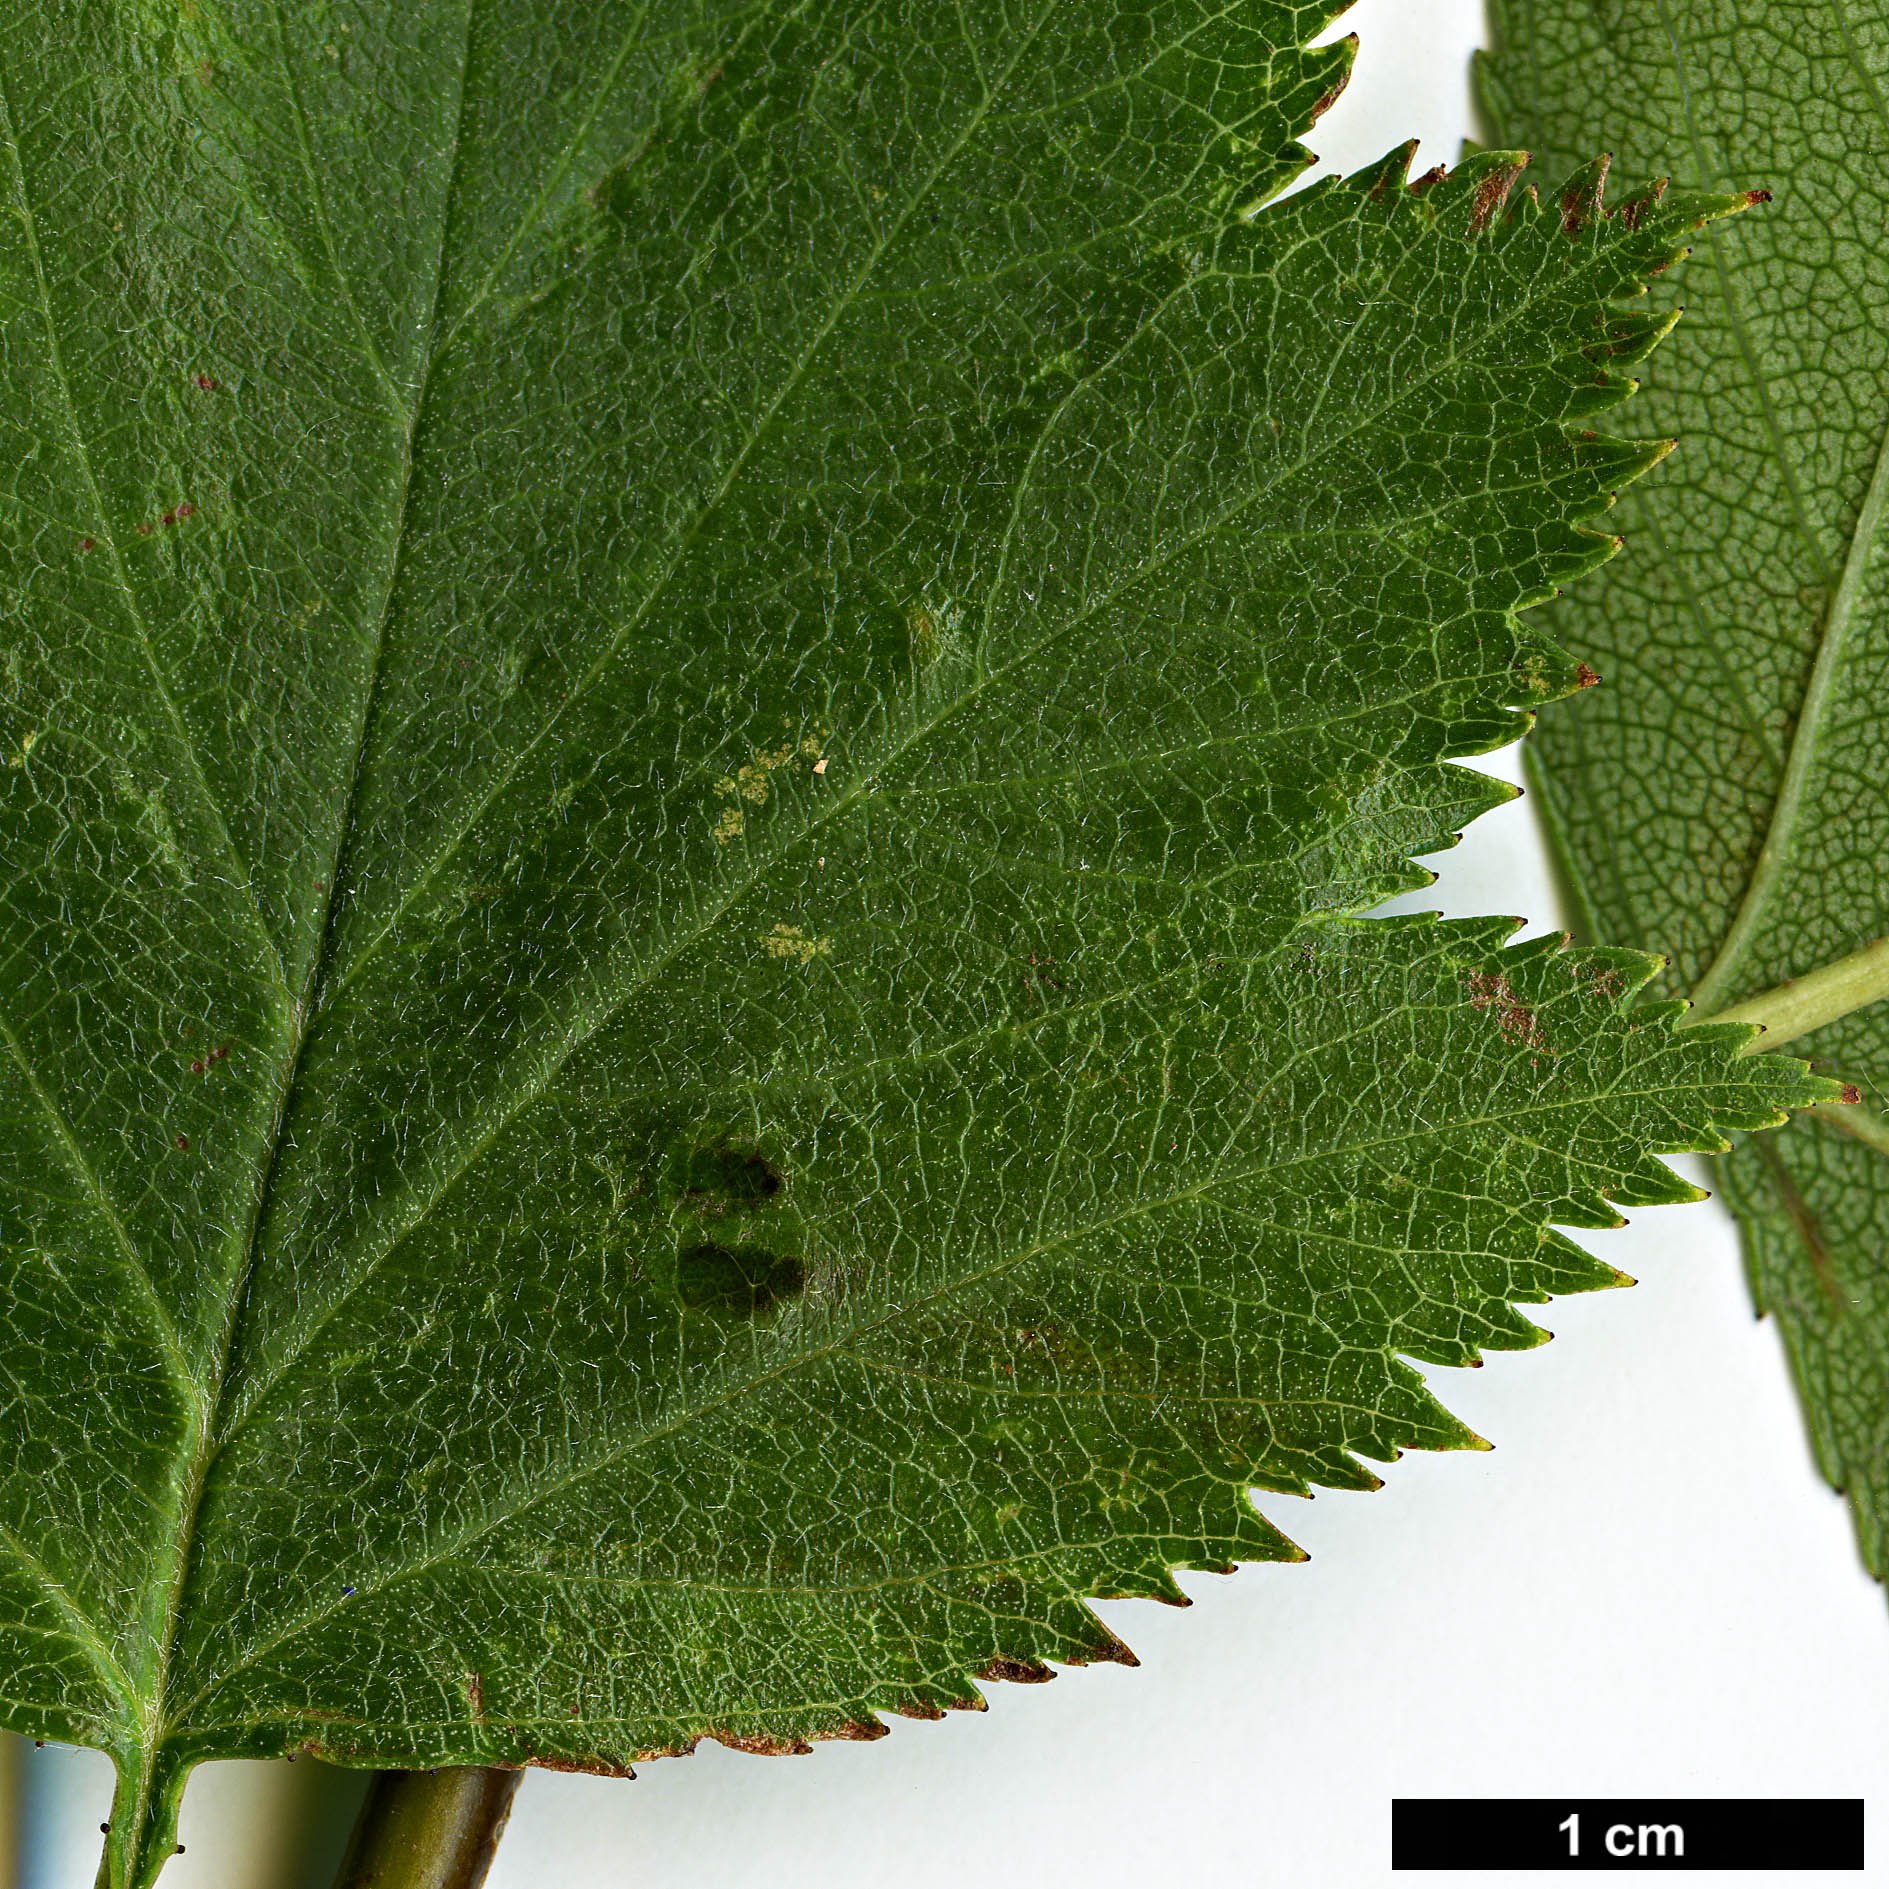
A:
[1392,1799,1864,1870]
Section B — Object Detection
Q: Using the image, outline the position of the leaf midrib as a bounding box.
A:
[1667,0,1889,1015]
[132,0,483,1799]
[141,0,1068,1770]
[1632,0,1889,1014]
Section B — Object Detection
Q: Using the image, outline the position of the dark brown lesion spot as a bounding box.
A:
[1467,159,1526,236]
[681,1144,784,1210]
[1468,968,1548,1052]
[675,1241,806,1316]
[977,1657,1055,1685]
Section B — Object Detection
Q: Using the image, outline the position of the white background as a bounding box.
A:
[19,4,1888,1883]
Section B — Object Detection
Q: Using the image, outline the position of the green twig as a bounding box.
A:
[331,1769,522,1889]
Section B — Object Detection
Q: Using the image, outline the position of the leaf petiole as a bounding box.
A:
[330,1768,522,1889]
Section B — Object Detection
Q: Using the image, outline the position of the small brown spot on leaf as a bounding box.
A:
[1468,969,1548,1051]
[136,523,153,536]
[978,1657,1055,1685]
[174,1134,190,1151]
[1839,1084,1863,1105]
[1616,179,1670,232]
[1467,160,1525,235]
[195,373,216,390]
[887,1696,946,1721]
[1368,141,1418,200]
[1411,164,1448,196]
[1577,960,1626,1003]
[1561,156,1611,235]
[1310,42,1354,122]
[79,537,95,552]
[1082,1627,1138,1668]
[1575,662,1601,689]
[712,1729,815,1756]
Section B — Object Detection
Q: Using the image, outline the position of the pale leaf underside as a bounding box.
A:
[1483,0,1889,1592]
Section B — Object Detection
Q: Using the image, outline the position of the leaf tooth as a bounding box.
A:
[1344,138,1420,201]
[1415,146,1536,233]
[1307,33,1358,126]
[1234,29,1360,215]
[1557,153,1613,235]
[1609,1158,1716,1210]
[1585,301,1683,368]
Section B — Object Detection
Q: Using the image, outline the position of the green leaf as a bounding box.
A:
[1482,0,1889,1595]
[0,5,1823,1882]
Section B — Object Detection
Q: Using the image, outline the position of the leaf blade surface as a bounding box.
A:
[1482,0,1889,1595]
[0,5,1823,1882]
